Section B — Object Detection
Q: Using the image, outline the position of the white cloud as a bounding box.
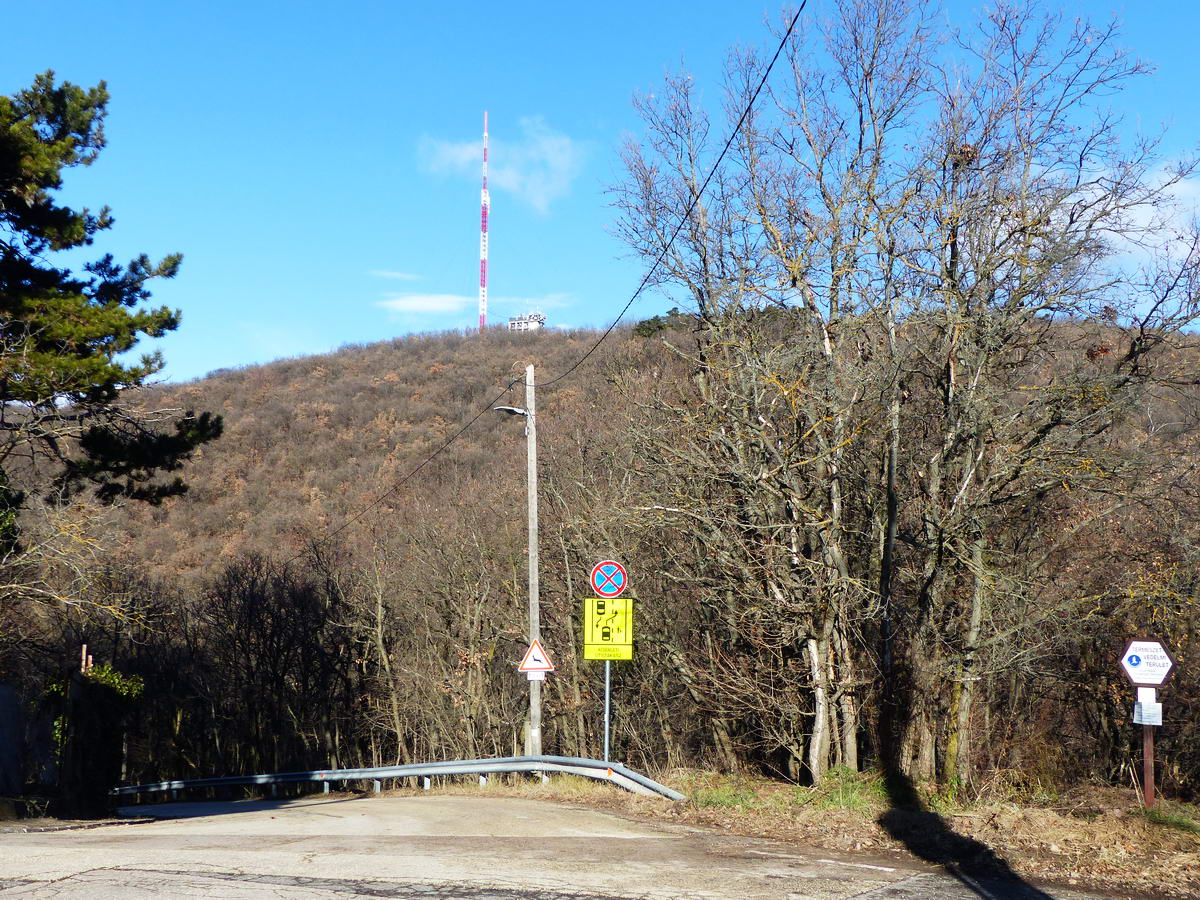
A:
[1105,168,1200,266]
[1158,175,1200,230]
[370,270,422,281]
[235,320,329,362]
[418,116,586,213]
[1121,170,1200,234]
[510,292,572,310]
[377,293,473,314]
[376,292,574,317]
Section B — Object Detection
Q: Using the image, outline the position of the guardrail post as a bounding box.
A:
[372,779,381,793]
[479,774,487,787]
[323,782,330,794]
[422,776,431,790]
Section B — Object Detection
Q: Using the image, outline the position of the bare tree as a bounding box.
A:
[613,0,1200,782]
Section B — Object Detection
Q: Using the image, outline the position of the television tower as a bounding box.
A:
[479,111,489,333]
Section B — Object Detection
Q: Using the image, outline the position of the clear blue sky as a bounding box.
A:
[4,1,1197,382]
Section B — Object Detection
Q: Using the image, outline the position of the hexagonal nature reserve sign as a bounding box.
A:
[1120,638,1176,687]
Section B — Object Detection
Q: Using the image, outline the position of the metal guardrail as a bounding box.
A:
[111,755,686,802]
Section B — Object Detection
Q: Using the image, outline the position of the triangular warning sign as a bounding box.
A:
[518,638,555,673]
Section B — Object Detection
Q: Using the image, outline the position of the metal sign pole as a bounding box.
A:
[1144,723,1155,808]
[584,561,630,766]
[603,660,611,763]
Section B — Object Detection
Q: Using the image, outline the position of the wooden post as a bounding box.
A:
[1143,724,1155,808]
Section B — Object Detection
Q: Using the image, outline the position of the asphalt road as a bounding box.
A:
[0,795,1107,899]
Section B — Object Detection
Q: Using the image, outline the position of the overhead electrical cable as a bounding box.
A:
[281,375,523,563]
[292,4,806,560]
[540,1,806,388]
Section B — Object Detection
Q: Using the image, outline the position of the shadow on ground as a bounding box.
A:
[878,769,1054,899]
[116,795,363,820]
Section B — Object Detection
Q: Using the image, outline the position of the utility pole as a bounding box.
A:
[494,364,543,756]
[525,363,541,756]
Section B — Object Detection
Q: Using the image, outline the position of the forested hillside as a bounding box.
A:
[3,316,1196,806]
[117,329,616,582]
[4,1,1200,816]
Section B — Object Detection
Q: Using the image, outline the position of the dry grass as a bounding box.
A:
[366,769,1200,899]
[411,773,620,802]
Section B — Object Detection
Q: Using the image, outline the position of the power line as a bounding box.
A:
[282,375,523,563]
[541,1,806,388]
[293,4,807,559]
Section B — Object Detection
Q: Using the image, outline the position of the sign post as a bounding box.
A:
[585,561,631,763]
[604,662,610,763]
[1119,638,1176,808]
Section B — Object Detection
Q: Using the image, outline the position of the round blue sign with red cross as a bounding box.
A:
[590,560,628,598]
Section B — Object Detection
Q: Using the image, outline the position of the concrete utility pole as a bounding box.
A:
[525,364,541,756]
[494,364,541,756]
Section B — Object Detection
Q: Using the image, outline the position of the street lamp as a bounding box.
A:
[493,364,541,756]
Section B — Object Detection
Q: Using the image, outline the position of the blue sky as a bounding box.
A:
[4,1,1198,382]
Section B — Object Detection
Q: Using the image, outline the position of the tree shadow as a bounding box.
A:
[877,768,1054,899]
[116,795,363,820]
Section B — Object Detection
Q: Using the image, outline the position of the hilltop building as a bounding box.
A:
[508,313,547,332]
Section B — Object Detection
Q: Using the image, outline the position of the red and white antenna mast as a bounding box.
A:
[479,111,489,333]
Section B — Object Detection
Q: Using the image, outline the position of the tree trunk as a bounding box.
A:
[835,623,859,771]
[372,585,411,765]
[807,632,832,782]
[945,537,986,784]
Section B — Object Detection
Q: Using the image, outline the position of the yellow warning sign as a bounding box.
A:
[583,595,633,660]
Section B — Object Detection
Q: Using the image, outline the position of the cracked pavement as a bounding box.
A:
[0,796,1109,898]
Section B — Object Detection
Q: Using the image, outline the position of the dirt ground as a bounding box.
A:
[0,815,154,833]
[669,792,1197,898]
[427,772,1200,899]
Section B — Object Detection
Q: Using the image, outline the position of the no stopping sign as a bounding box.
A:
[590,560,628,598]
